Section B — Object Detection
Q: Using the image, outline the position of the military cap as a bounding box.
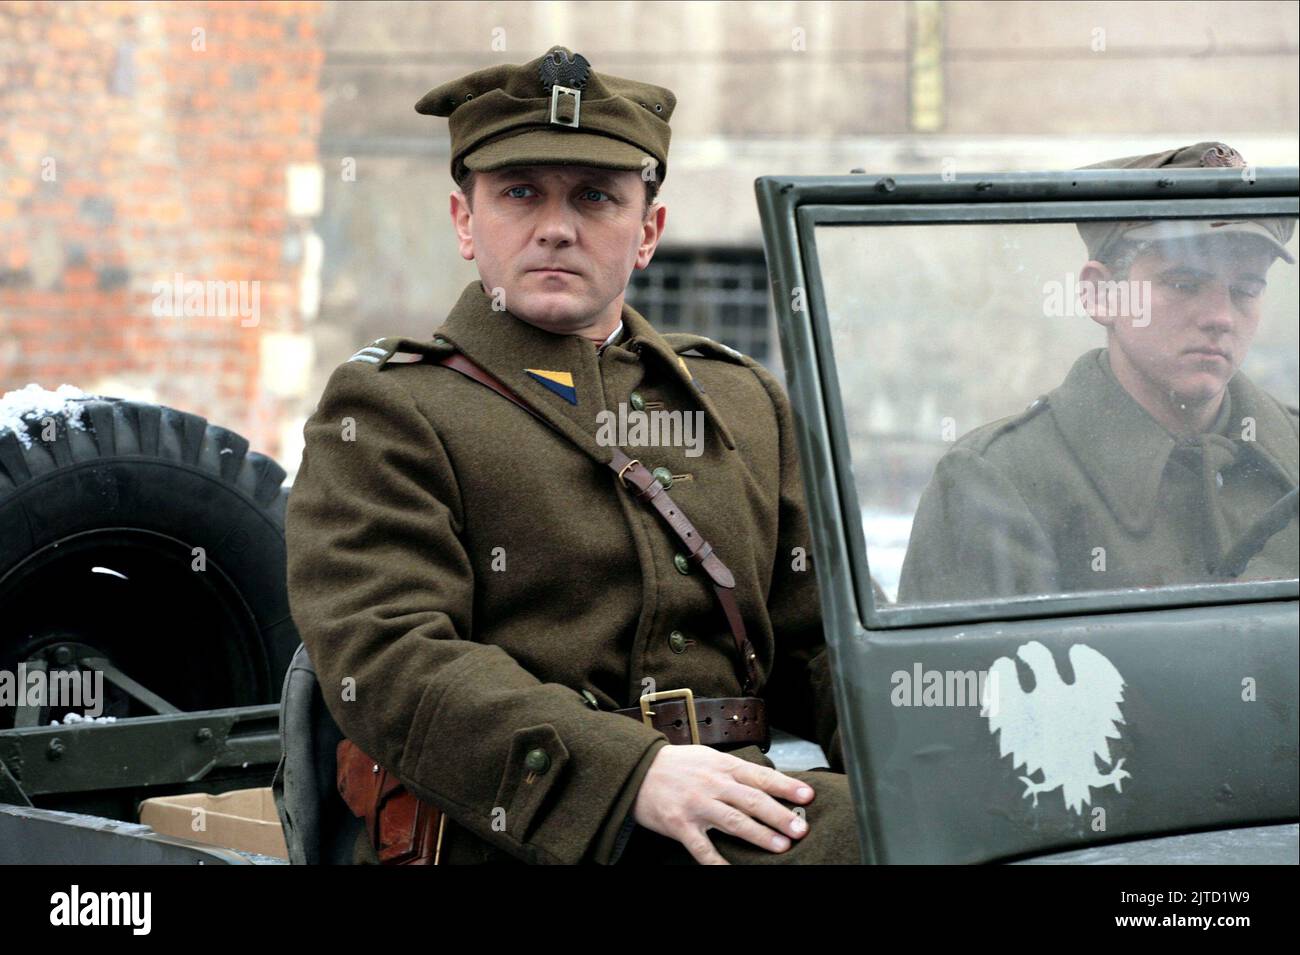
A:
[415,46,676,184]
[1076,141,1296,265]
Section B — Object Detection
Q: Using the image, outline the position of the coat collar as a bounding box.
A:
[1049,348,1298,534]
[431,282,735,465]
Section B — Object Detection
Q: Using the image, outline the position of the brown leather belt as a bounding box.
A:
[613,689,769,751]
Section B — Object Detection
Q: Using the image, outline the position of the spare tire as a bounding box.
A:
[0,388,300,729]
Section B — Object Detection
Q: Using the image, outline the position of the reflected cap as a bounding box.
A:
[1076,141,1295,265]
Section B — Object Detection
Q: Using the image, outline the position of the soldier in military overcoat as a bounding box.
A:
[899,143,1298,604]
[286,47,859,865]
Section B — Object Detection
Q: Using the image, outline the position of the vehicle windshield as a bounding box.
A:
[815,215,1300,606]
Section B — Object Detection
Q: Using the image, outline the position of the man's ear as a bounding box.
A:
[1079,260,1115,330]
[450,190,475,261]
[634,202,667,270]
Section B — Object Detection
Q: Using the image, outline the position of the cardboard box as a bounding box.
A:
[139,788,289,860]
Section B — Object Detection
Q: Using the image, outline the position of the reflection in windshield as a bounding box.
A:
[818,217,1300,606]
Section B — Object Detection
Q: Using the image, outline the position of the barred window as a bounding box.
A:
[628,249,772,366]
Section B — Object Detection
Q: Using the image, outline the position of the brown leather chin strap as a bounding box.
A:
[436,352,758,694]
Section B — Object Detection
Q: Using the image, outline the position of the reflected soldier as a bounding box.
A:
[899,142,1298,603]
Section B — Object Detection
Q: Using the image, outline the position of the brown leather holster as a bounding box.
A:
[336,739,445,865]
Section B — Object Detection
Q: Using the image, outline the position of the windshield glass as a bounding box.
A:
[815,215,1300,606]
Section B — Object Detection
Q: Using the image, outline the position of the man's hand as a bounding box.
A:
[631,744,815,865]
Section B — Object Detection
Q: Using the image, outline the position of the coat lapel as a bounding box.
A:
[618,307,738,451]
[432,282,612,465]
[1228,370,1300,488]
[1049,349,1176,535]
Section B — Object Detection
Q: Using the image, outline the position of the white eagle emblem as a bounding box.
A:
[984,641,1130,814]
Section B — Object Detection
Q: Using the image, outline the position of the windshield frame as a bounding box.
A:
[756,168,1300,632]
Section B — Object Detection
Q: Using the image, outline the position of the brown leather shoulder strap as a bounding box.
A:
[435,352,758,693]
[438,353,551,427]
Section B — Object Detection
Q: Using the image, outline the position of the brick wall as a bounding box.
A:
[0,0,325,463]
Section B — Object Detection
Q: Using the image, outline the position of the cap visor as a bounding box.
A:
[463,128,655,174]
[1124,219,1295,264]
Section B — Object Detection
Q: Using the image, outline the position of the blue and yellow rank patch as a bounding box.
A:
[524,368,577,405]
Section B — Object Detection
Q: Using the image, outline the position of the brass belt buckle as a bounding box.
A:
[639,688,700,745]
[617,457,641,487]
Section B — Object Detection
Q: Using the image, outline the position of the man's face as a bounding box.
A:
[1086,237,1275,404]
[449,164,665,333]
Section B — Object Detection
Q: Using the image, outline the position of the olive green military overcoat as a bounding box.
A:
[286,281,857,865]
[899,348,1299,603]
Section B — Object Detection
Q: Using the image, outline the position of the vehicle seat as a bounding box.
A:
[271,642,362,864]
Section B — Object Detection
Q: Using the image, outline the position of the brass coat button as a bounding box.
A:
[673,552,691,575]
[652,466,673,488]
[524,749,551,775]
[669,631,688,653]
[629,391,646,412]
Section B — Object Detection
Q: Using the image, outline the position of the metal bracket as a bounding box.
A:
[0,703,280,797]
